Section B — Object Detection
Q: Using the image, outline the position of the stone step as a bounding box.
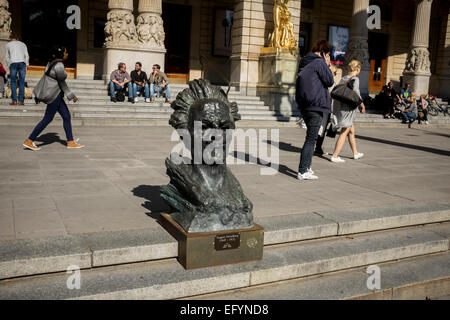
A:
[24,80,240,92]
[1,201,448,281]
[0,223,448,299]
[188,251,450,300]
[0,102,273,114]
[2,114,450,127]
[63,97,266,105]
[68,94,264,102]
[2,115,450,127]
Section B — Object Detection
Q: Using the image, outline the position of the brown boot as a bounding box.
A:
[23,139,41,151]
[18,101,24,106]
[9,102,17,105]
[67,140,84,149]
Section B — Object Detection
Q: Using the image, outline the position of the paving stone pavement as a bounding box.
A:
[0,124,449,241]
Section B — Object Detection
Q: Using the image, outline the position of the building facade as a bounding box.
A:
[1,0,449,114]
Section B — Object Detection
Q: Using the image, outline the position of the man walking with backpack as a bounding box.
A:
[295,40,334,180]
[5,34,29,106]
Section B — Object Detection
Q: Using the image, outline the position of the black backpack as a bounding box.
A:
[116,90,125,102]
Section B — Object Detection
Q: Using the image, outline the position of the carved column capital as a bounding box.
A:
[404,47,431,75]
[345,38,370,70]
[403,0,433,76]
[0,0,12,40]
[345,0,370,70]
[136,0,165,50]
[104,0,137,48]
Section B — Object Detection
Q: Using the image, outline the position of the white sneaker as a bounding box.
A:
[298,171,318,180]
[331,156,345,163]
[134,97,139,102]
[308,167,314,175]
[353,153,364,160]
[145,98,150,103]
[425,121,429,125]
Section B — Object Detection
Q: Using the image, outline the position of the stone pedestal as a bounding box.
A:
[160,213,264,270]
[257,47,299,117]
[103,47,165,80]
[403,73,431,97]
[402,0,433,96]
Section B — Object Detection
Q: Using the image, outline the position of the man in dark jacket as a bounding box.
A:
[295,40,334,180]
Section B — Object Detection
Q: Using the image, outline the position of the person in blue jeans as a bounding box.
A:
[295,40,334,180]
[148,64,171,103]
[5,34,29,105]
[130,62,150,103]
[402,92,418,127]
[23,46,83,151]
[109,62,133,103]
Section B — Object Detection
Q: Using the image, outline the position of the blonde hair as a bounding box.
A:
[348,60,361,72]
[330,65,342,84]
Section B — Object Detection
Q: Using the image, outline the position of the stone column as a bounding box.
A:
[230,0,259,96]
[402,0,433,96]
[0,0,12,67]
[345,0,370,97]
[103,0,166,80]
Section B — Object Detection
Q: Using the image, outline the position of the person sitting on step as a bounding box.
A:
[148,64,171,103]
[401,92,418,127]
[417,94,429,125]
[109,62,133,103]
[130,61,150,103]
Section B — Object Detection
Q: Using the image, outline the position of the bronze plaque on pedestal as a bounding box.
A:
[160,213,264,270]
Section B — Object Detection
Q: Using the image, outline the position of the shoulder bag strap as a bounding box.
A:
[45,60,63,79]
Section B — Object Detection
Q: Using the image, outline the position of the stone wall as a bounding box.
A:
[76,0,108,79]
[196,0,235,85]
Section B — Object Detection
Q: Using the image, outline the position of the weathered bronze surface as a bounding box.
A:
[160,213,264,270]
[160,79,254,233]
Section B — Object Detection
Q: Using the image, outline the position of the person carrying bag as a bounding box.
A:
[329,60,366,163]
[23,46,84,151]
[330,77,363,110]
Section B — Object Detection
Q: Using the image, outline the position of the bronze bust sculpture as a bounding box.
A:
[160,79,254,233]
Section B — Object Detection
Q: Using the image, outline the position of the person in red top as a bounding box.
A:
[0,62,6,98]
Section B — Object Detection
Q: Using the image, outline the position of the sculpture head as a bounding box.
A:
[170,79,240,164]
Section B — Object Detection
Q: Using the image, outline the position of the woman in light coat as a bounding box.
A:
[330,60,366,163]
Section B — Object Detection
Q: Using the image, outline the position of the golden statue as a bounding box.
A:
[269,0,297,49]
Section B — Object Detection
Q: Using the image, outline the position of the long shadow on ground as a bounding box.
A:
[35,132,67,147]
[132,185,170,220]
[231,151,298,179]
[356,134,450,157]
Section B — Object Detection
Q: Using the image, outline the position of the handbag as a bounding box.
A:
[330,77,363,109]
[32,60,62,104]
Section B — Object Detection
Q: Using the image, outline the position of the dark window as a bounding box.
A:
[21,0,78,67]
[94,18,106,48]
[370,0,393,21]
[302,0,314,9]
[299,22,312,57]
[162,3,192,74]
